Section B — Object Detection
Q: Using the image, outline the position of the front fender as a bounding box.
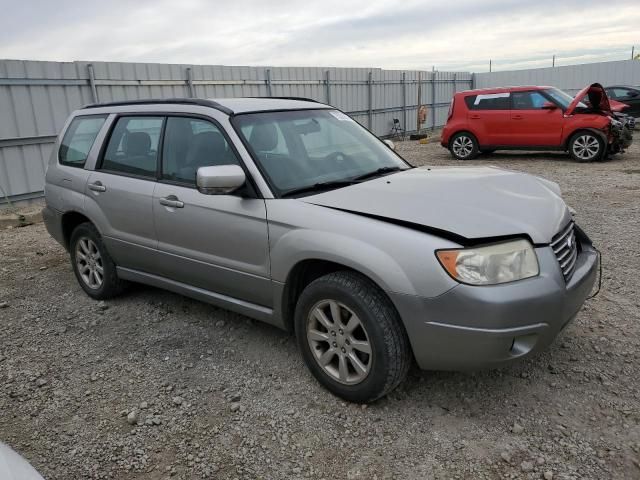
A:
[270,228,417,296]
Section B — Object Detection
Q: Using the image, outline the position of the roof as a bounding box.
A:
[82,97,331,115]
[457,85,553,95]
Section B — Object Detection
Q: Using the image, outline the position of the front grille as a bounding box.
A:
[551,221,578,281]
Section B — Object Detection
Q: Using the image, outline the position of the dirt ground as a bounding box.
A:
[1,138,639,480]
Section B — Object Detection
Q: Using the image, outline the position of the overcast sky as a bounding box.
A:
[1,0,638,72]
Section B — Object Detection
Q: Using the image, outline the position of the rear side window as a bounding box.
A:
[59,115,107,167]
[162,117,240,184]
[464,93,510,110]
[101,116,164,178]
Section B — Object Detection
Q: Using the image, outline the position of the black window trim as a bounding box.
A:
[58,114,108,168]
[96,112,261,198]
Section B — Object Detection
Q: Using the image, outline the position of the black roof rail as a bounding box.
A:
[82,98,234,115]
[248,96,326,104]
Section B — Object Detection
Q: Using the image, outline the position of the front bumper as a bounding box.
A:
[391,233,599,371]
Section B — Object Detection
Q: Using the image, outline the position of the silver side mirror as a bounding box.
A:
[383,139,395,150]
[196,165,246,195]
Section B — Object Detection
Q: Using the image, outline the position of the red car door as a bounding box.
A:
[466,93,512,145]
[509,91,564,146]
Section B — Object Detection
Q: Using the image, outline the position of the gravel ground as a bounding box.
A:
[1,138,639,479]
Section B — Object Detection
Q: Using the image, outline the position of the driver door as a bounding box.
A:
[508,91,563,146]
[152,115,271,307]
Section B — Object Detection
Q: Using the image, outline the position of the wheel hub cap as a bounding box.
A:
[573,135,600,160]
[75,237,104,289]
[452,136,473,158]
[306,300,372,385]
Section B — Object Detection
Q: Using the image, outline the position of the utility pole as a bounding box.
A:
[633,46,635,60]
[489,59,492,72]
[552,55,555,67]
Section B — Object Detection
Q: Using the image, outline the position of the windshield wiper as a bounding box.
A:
[351,166,405,182]
[281,180,356,198]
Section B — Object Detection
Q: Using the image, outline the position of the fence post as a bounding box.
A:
[186,67,195,98]
[325,70,331,105]
[367,71,373,130]
[265,68,273,97]
[431,71,436,130]
[87,64,98,103]
[417,71,422,133]
[402,72,407,137]
[453,72,457,94]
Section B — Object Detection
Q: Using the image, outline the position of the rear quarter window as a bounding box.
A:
[58,115,107,167]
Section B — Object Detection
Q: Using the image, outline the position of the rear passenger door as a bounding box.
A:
[84,116,163,273]
[152,116,271,307]
[465,93,511,146]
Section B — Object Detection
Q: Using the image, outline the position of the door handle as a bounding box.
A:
[470,114,481,119]
[512,115,524,120]
[159,195,184,209]
[88,181,106,192]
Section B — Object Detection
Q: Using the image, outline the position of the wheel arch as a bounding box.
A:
[61,211,95,250]
[448,130,479,149]
[278,255,413,336]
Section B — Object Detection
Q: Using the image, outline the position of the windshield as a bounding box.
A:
[233,109,410,197]
[544,87,586,110]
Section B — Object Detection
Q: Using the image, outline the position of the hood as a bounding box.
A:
[609,99,630,113]
[0,442,45,480]
[302,167,570,245]
[566,83,612,116]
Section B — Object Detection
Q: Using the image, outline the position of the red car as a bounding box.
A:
[441,83,633,162]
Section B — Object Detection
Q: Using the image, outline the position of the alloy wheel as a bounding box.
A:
[572,135,600,161]
[306,300,372,385]
[452,135,474,158]
[75,237,103,289]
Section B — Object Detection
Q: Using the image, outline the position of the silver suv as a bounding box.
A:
[43,97,599,402]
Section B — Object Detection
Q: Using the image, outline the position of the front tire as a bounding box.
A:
[568,132,604,162]
[449,132,479,160]
[294,271,411,403]
[70,222,125,300]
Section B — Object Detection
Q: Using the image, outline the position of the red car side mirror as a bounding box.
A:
[541,101,558,110]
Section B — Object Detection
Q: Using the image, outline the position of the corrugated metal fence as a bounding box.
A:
[0,59,472,203]
[474,59,640,95]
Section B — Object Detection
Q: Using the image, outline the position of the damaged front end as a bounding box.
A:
[568,83,634,156]
[608,116,634,154]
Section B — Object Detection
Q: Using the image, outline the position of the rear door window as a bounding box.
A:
[59,115,107,167]
[465,93,510,110]
[101,116,164,178]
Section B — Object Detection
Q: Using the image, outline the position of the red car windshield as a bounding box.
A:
[544,88,586,110]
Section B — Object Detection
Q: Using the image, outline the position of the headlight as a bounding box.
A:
[436,239,539,285]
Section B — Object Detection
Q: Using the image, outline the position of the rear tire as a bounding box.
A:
[294,271,411,403]
[568,131,605,162]
[449,132,479,160]
[70,222,125,300]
